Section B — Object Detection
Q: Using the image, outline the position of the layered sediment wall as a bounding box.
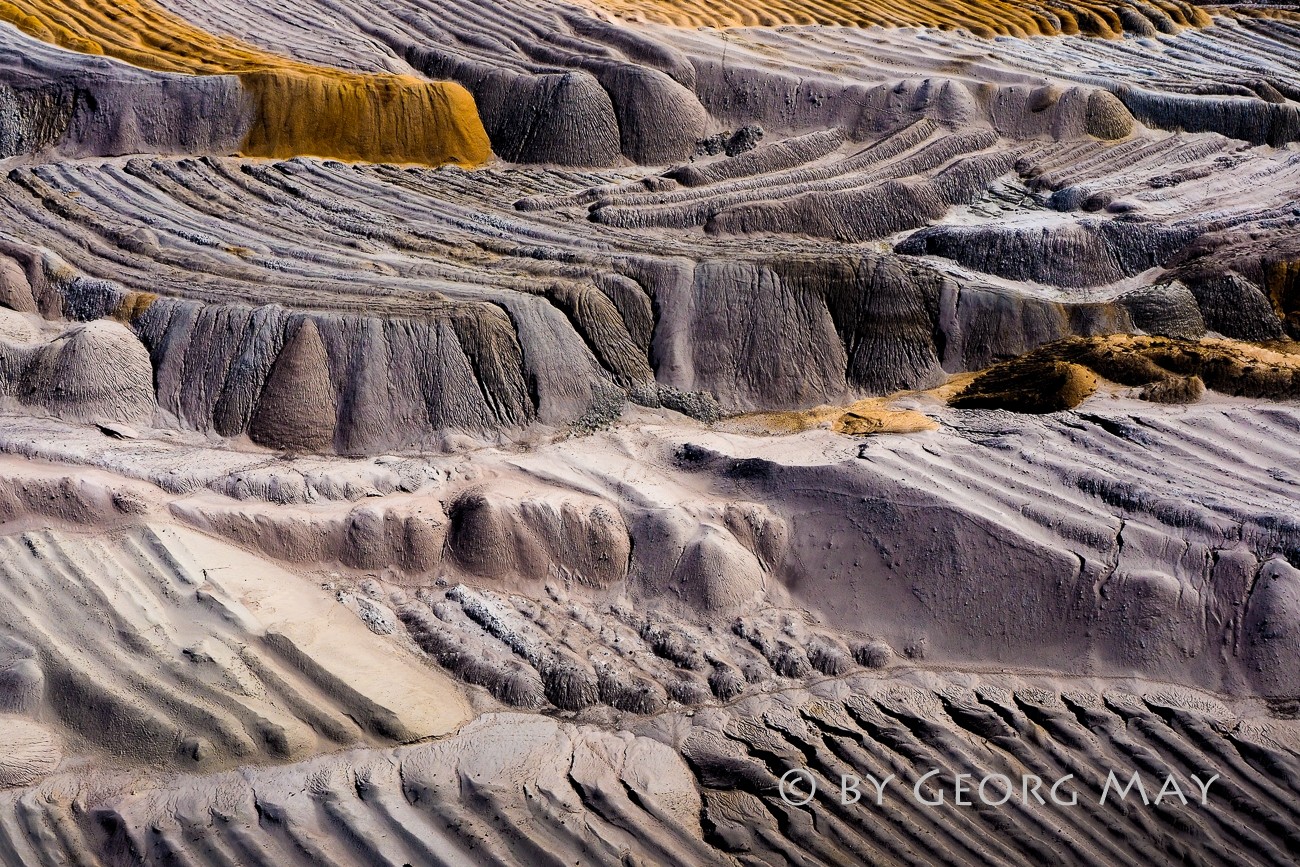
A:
[0,0,490,165]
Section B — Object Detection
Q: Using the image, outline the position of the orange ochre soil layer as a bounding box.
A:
[0,0,491,166]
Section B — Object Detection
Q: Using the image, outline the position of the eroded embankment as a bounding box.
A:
[0,0,490,165]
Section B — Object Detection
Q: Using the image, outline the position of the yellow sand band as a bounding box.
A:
[589,0,1211,38]
[0,0,491,166]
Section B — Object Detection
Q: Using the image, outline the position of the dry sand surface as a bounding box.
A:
[1,0,1300,864]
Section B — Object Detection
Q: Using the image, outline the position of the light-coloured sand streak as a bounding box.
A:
[587,0,1211,37]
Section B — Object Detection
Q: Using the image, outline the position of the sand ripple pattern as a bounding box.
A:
[2,677,1298,865]
[593,0,1211,37]
[0,524,469,771]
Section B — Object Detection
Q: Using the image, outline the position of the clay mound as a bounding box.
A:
[247,319,337,452]
[445,490,632,590]
[0,0,490,165]
[172,498,447,572]
[954,359,1100,413]
[1,320,156,424]
[953,335,1300,413]
[0,259,36,314]
[592,0,1210,36]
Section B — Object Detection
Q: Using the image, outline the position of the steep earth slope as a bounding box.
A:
[0,1,489,164]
